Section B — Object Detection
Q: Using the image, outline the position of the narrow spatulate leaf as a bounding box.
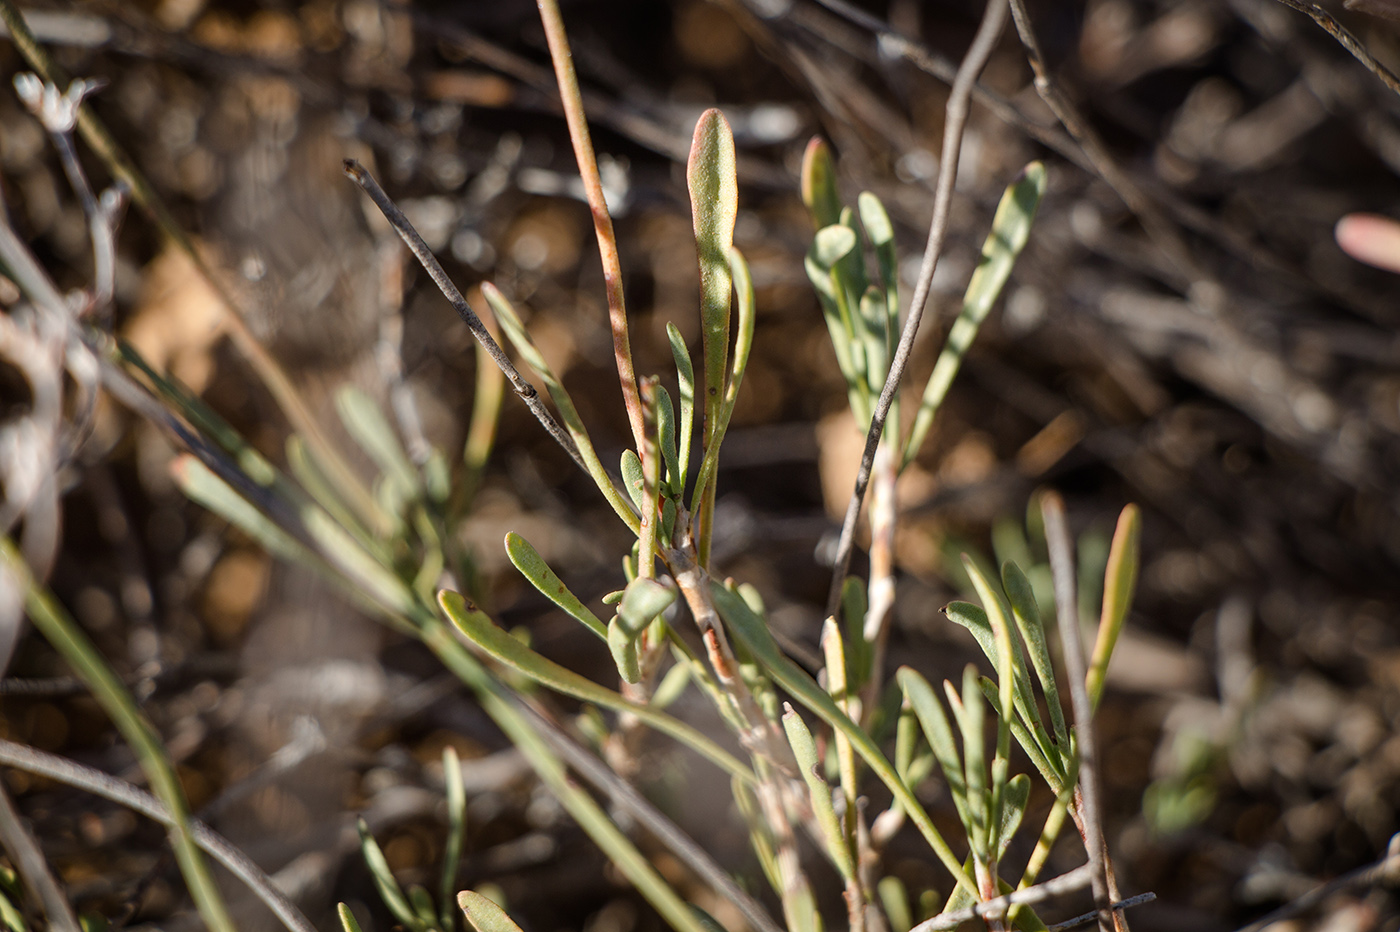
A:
[782,704,857,881]
[897,667,969,828]
[1001,561,1069,756]
[1088,504,1141,710]
[504,532,607,641]
[337,904,365,932]
[903,162,1048,469]
[458,892,525,932]
[440,747,467,932]
[801,137,842,229]
[359,820,424,932]
[336,386,419,501]
[687,108,738,446]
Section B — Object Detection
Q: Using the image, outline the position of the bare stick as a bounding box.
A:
[509,694,787,932]
[1003,0,1200,287]
[911,864,1093,932]
[825,0,1009,618]
[1041,493,1114,932]
[0,739,317,932]
[343,159,586,472]
[1232,833,1400,932]
[1268,0,1400,98]
[536,0,645,451]
[1048,894,1157,932]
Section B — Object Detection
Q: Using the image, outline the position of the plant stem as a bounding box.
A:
[536,0,645,451]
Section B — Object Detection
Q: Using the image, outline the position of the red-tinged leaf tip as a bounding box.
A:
[1336,213,1400,274]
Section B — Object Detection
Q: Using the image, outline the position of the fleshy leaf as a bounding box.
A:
[904,162,1047,469]
[782,704,856,881]
[505,532,607,641]
[800,137,842,229]
[458,892,525,932]
[1088,504,1142,710]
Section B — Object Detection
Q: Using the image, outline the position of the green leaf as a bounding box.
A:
[687,108,738,452]
[782,704,856,881]
[840,576,871,691]
[610,577,675,684]
[655,385,682,498]
[619,576,676,636]
[483,284,638,534]
[622,449,646,512]
[336,386,420,503]
[651,659,692,709]
[858,192,899,359]
[337,904,365,932]
[877,876,912,932]
[458,892,525,932]
[1002,561,1069,757]
[691,247,757,517]
[945,578,1048,765]
[172,456,311,566]
[666,322,695,489]
[800,137,842,229]
[440,747,467,932]
[287,435,375,552]
[897,668,969,830]
[940,855,978,916]
[438,590,754,785]
[903,162,1047,469]
[813,225,857,268]
[1088,504,1141,711]
[998,773,1031,862]
[710,584,977,898]
[505,532,607,641]
[409,885,439,931]
[359,819,425,932]
[959,665,989,861]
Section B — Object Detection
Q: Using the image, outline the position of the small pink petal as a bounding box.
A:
[1336,213,1400,274]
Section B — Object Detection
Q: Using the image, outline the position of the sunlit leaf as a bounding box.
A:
[1088,504,1141,710]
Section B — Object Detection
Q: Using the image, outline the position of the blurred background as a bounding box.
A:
[3,0,1400,930]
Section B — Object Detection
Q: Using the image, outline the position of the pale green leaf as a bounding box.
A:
[782,705,856,881]
[458,892,525,932]
[904,162,1047,469]
[1088,504,1141,710]
[505,532,607,641]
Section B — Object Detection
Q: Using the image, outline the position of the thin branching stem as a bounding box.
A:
[1003,0,1199,287]
[0,739,318,932]
[536,0,645,451]
[824,0,1009,618]
[343,159,586,472]
[1268,0,1400,98]
[1049,894,1157,932]
[1041,493,1116,932]
[0,782,81,932]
